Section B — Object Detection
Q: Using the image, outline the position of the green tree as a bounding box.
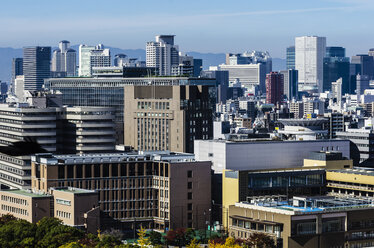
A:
[36,220,84,248]
[96,234,122,248]
[148,231,162,245]
[0,219,36,247]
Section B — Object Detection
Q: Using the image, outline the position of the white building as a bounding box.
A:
[295,36,326,92]
[78,44,110,77]
[218,63,266,92]
[146,35,179,76]
[194,139,350,173]
[51,40,76,77]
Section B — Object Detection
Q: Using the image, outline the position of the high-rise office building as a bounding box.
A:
[124,85,213,153]
[45,77,217,145]
[286,46,295,70]
[146,35,179,76]
[11,58,23,86]
[331,78,343,105]
[51,41,77,77]
[323,47,350,93]
[23,47,51,91]
[356,74,370,101]
[78,44,110,77]
[114,54,127,67]
[295,36,326,92]
[201,70,229,103]
[351,54,374,80]
[266,72,284,105]
[280,69,298,100]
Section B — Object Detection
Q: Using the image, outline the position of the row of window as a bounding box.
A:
[56,210,71,219]
[1,195,28,206]
[1,204,28,216]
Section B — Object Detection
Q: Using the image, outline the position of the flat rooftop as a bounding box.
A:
[328,167,374,176]
[31,151,195,165]
[51,187,96,194]
[236,195,374,215]
[199,139,350,145]
[1,189,50,198]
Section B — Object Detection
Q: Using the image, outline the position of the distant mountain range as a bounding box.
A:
[0,46,286,82]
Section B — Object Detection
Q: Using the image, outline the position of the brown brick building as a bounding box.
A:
[31,151,211,231]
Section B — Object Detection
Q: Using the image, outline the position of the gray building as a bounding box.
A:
[23,46,51,91]
[146,35,179,76]
[280,69,298,100]
[201,70,229,103]
[194,139,350,173]
[0,103,58,189]
[51,40,77,77]
[336,128,374,164]
[286,46,295,70]
[11,58,23,86]
[44,77,217,144]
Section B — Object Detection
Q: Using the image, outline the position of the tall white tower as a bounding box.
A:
[146,35,179,76]
[295,36,326,93]
[51,41,76,77]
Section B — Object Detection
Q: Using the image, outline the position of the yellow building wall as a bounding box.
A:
[303,159,353,170]
[326,171,374,186]
[222,170,239,230]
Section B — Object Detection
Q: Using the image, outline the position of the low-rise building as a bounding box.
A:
[229,195,374,248]
[31,151,211,231]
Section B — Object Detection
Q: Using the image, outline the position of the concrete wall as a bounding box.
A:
[195,140,350,173]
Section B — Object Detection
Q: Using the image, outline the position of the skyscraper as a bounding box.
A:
[280,69,298,100]
[78,44,110,77]
[51,40,77,77]
[323,47,350,93]
[11,58,23,85]
[295,36,326,92]
[266,72,284,105]
[23,46,51,91]
[351,54,374,79]
[286,46,295,70]
[146,35,179,76]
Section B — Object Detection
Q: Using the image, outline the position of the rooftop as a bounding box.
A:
[235,195,374,215]
[31,151,195,165]
[329,167,374,176]
[51,187,96,194]
[1,189,50,198]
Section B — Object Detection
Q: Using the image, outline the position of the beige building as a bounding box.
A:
[124,85,213,153]
[0,189,51,223]
[0,187,99,232]
[50,187,99,231]
[31,151,211,231]
[229,195,374,248]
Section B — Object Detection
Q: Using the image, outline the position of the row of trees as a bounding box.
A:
[0,214,275,247]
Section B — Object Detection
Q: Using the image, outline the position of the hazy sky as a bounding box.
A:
[0,0,373,58]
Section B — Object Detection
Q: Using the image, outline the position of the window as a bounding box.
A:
[188,203,193,211]
[188,182,192,189]
[188,192,192,200]
[187,170,193,178]
[188,213,192,220]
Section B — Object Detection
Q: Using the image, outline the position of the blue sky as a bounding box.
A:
[0,0,373,57]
